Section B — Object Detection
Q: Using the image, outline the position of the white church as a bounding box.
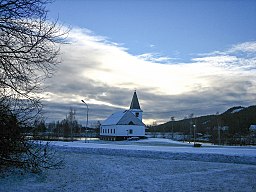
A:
[100,91,146,141]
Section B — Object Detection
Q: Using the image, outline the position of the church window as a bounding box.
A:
[135,112,139,117]
[114,129,115,134]
[111,129,112,134]
[129,129,133,134]
[128,121,135,125]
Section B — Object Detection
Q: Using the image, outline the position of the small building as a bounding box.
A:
[249,125,256,132]
[100,91,145,141]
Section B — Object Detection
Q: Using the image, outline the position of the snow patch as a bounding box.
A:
[231,107,245,113]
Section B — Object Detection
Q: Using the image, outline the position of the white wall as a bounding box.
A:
[100,125,145,137]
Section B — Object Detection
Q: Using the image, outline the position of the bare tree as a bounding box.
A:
[0,0,65,114]
[151,121,158,138]
[0,0,66,172]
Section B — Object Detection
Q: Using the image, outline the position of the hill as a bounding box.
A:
[149,105,256,144]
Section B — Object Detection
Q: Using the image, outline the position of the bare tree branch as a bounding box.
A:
[0,0,67,172]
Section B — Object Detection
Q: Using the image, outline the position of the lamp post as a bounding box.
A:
[81,100,88,143]
[193,124,196,145]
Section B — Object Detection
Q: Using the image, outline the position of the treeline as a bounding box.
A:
[47,120,81,137]
[30,108,82,139]
[31,119,82,138]
[29,108,101,140]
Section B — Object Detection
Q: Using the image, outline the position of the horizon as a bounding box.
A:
[46,104,256,127]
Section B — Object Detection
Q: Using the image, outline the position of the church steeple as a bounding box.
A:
[130,90,141,110]
[129,91,143,121]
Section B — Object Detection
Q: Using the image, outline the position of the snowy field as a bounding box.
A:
[1,138,256,192]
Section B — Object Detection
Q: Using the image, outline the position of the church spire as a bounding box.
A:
[130,90,141,110]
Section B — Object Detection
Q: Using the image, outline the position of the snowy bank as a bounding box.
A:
[48,139,256,165]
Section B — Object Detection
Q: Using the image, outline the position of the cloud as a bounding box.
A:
[229,41,256,53]
[193,42,256,72]
[197,41,256,58]
[42,28,256,125]
[192,55,238,64]
[136,53,177,63]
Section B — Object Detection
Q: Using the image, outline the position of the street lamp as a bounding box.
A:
[81,100,88,143]
[193,124,196,145]
[171,116,175,139]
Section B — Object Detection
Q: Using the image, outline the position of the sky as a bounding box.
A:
[43,0,256,125]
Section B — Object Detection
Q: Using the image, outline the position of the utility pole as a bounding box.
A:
[171,116,175,139]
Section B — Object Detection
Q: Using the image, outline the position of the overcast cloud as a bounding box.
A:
[42,28,256,125]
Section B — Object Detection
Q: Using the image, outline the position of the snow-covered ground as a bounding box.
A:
[1,138,256,192]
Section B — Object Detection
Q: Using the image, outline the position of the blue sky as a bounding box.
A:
[43,0,256,125]
[48,0,256,61]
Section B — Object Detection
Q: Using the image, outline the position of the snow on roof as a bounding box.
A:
[249,125,256,131]
[118,111,144,126]
[101,110,144,126]
[101,111,125,125]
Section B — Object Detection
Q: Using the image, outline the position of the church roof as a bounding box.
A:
[130,91,141,110]
[101,110,144,126]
